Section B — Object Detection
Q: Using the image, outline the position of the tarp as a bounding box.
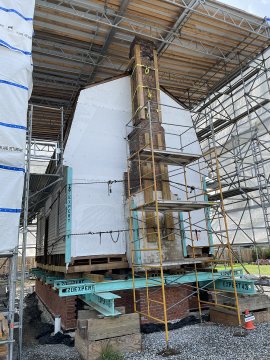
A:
[64,76,209,258]
[64,77,132,257]
[0,0,34,252]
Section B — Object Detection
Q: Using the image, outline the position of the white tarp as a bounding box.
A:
[161,92,208,248]
[64,77,132,257]
[0,0,34,252]
[64,76,208,258]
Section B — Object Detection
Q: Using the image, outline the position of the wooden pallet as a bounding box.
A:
[71,254,127,266]
[36,254,128,273]
[0,344,8,356]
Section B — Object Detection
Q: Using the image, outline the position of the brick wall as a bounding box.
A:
[35,279,77,330]
[115,283,198,324]
[36,279,199,328]
[128,36,166,194]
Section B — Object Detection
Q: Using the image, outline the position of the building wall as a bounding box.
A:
[36,279,199,328]
[63,76,132,258]
[36,167,68,258]
[114,284,198,324]
[35,279,77,330]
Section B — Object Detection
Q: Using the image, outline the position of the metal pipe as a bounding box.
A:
[18,104,33,359]
[8,247,18,360]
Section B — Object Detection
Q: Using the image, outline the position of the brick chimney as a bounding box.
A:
[128,37,175,242]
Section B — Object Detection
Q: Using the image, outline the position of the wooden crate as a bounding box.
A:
[75,330,142,360]
[210,308,270,327]
[86,313,140,341]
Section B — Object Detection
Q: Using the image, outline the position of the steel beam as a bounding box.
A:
[35,0,247,61]
[88,0,131,83]
[164,0,270,39]
[200,278,256,294]
[157,0,198,56]
[57,269,245,296]
[81,292,121,316]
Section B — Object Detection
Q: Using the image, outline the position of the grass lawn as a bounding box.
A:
[216,263,270,276]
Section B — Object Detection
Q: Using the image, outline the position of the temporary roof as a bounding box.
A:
[30,0,270,141]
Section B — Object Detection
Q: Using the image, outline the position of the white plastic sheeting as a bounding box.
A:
[161,92,208,248]
[64,76,208,258]
[64,77,132,257]
[199,48,270,245]
[0,0,34,252]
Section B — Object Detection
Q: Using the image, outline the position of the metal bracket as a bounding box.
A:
[80,292,121,317]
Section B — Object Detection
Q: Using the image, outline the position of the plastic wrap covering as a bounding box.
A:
[0,0,34,252]
[64,77,132,257]
[197,48,270,245]
[161,92,208,248]
[64,76,208,258]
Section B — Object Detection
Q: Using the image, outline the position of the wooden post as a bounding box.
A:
[153,50,162,123]
[134,44,145,120]
[143,133,156,242]
[157,134,175,240]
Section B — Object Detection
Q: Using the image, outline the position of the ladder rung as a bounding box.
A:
[145,215,157,220]
[147,282,162,286]
[140,155,153,166]
[132,248,160,251]
[199,300,237,310]
[141,170,153,179]
[148,299,164,305]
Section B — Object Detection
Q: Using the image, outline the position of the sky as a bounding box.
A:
[219,0,270,18]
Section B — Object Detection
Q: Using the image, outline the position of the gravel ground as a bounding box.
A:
[13,292,81,360]
[13,284,270,359]
[21,344,81,360]
[125,322,270,360]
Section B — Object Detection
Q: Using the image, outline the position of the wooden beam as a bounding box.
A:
[134,44,145,120]
[143,133,156,242]
[153,50,162,123]
[157,134,175,241]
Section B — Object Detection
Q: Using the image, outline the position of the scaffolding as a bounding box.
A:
[0,104,64,360]
[192,47,270,270]
[126,101,242,344]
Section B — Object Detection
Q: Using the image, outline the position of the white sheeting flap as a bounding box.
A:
[64,77,132,257]
[0,0,34,252]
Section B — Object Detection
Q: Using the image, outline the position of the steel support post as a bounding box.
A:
[7,248,18,360]
[18,105,33,359]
